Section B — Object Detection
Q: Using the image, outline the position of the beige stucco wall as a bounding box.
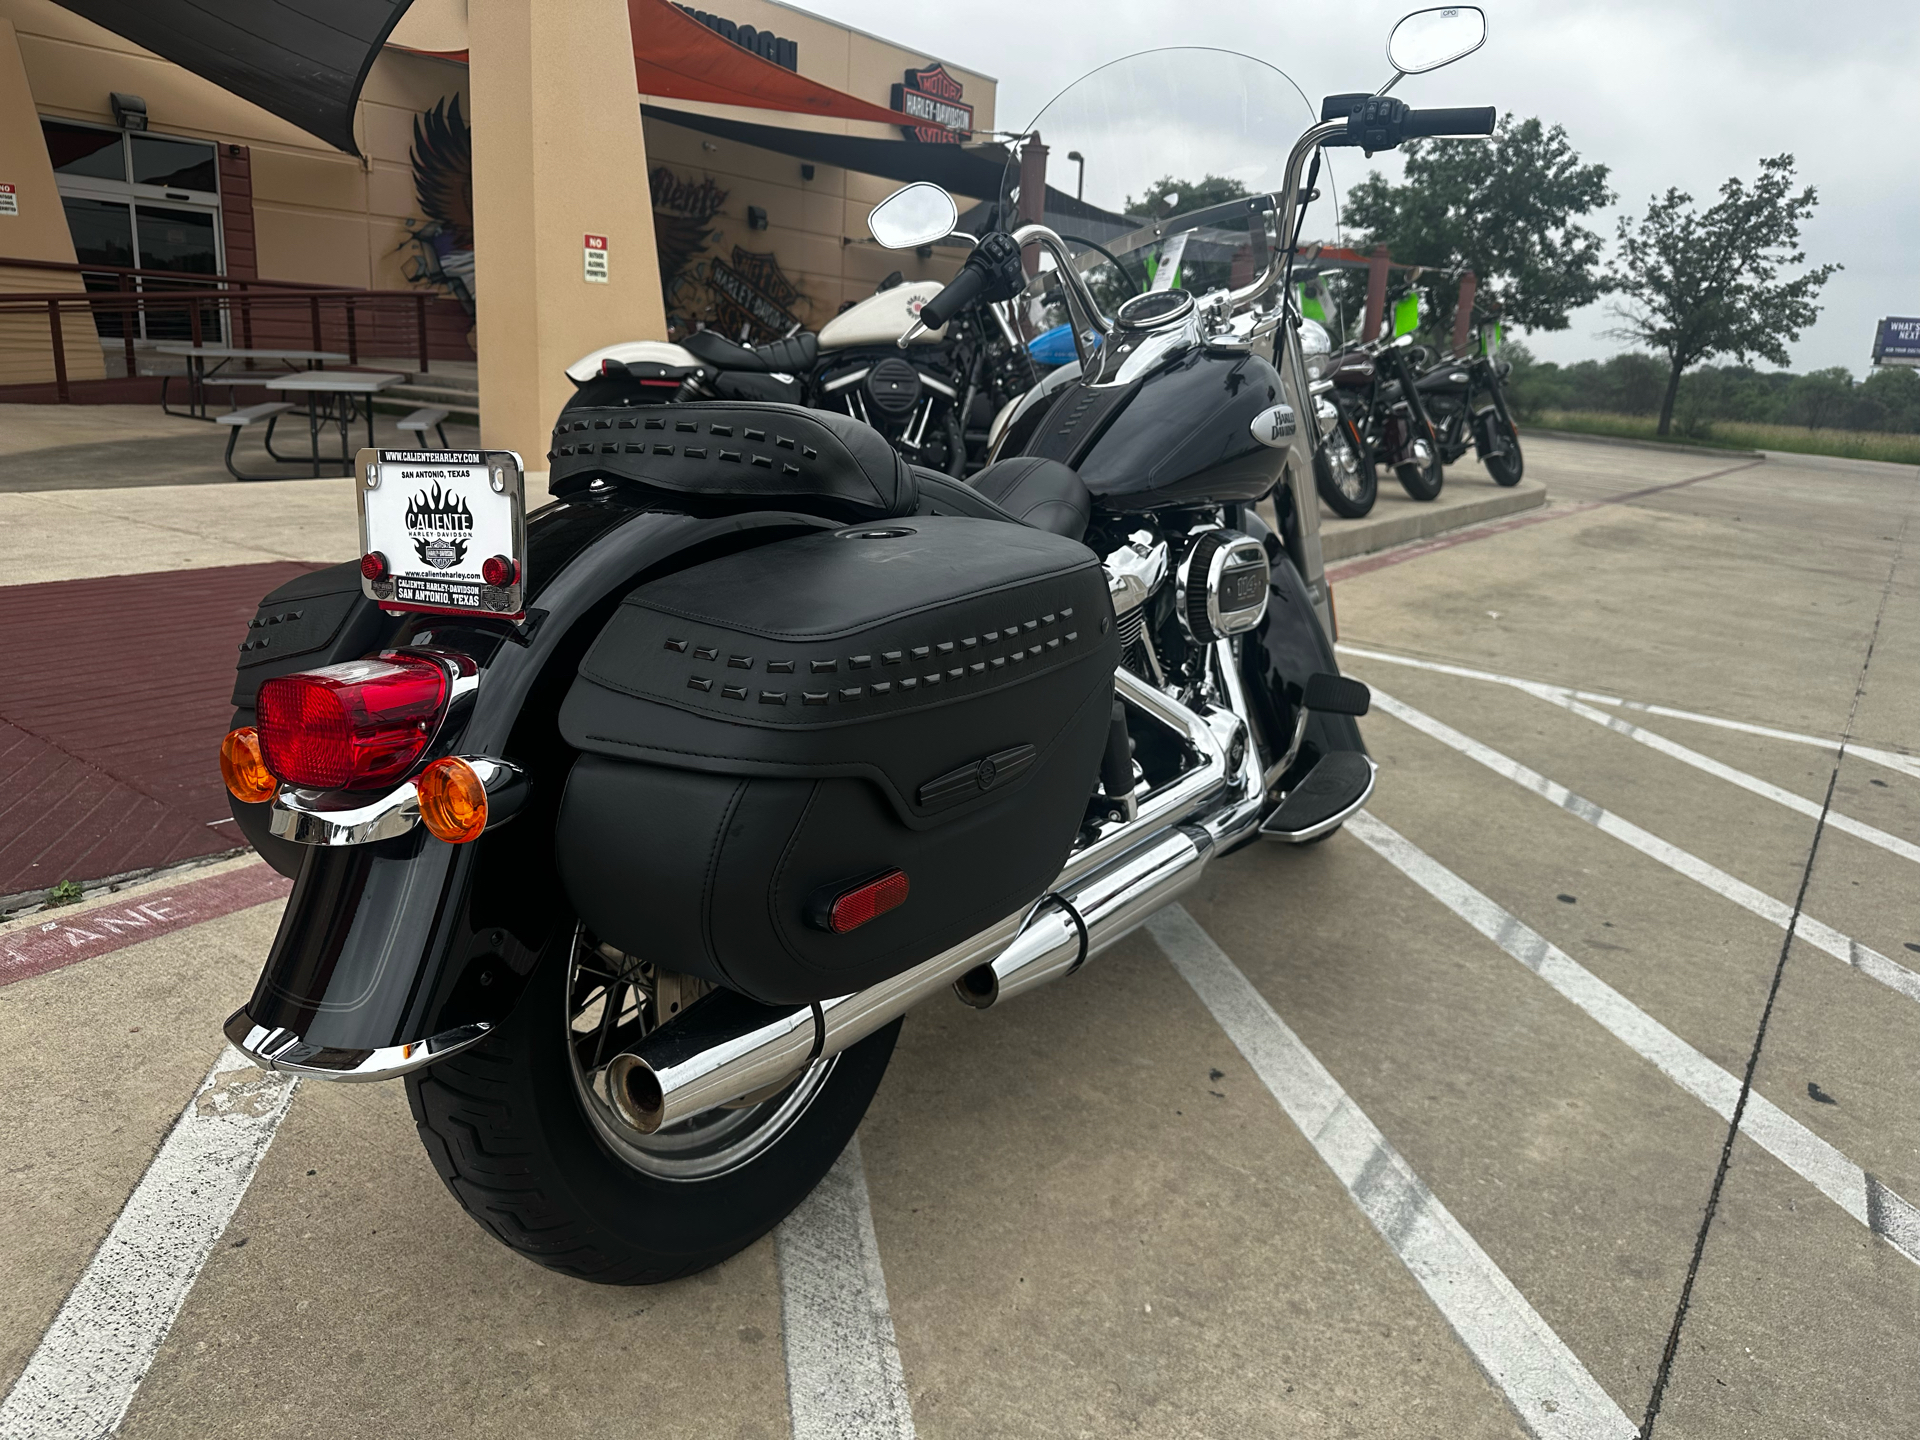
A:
[0,15,102,385]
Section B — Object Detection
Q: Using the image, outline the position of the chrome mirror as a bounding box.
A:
[867,183,959,250]
[1386,6,1487,75]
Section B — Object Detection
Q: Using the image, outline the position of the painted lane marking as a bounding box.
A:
[1334,643,1920,784]
[1365,686,1920,1006]
[0,864,291,989]
[776,1136,916,1440]
[1147,906,1637,1440]
[1345,811,1920,1265]
[0,1047,298,1440]
[1338,646,1920,866]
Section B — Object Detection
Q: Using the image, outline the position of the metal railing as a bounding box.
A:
[0,256,455,401]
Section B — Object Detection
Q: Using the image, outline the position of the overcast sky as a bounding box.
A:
[806,0,1919,376]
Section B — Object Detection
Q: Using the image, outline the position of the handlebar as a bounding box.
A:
[918,264,989,332]
[1321,96,1496,151]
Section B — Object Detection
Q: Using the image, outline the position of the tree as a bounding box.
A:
[1122,173,1249,220]
[1608,154,1839,435]
[1342,114,1614,338]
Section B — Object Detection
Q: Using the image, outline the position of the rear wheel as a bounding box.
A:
[406,922,899,1285]
[1313,422,1378,518]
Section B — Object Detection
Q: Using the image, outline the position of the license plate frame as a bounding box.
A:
[355,448,527,619]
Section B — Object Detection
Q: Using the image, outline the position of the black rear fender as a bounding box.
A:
[226,498,835,1061]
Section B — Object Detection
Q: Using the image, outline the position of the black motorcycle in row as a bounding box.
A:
[212,11,1494,1285]
[1413,328,1524,486]
[563,272,1036,476]
[1322,329,1447,508]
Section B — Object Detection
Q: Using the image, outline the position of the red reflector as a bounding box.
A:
[360,550,388,581]
[481,554,514,587]
[823,869,909,934]
[256,654,449,790]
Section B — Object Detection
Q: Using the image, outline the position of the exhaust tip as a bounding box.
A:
[953,963,999,1010]
[606,1053,666,1133]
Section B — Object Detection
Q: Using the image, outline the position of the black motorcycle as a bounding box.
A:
[1325,330,1447,502]
[213,20,1492,1285]
[562,273,1034,476]
[1413,330,1524,485]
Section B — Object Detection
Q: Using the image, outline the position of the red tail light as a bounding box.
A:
[256,654,449,790]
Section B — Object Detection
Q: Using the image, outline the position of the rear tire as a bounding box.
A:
[1313,423,1378,519]
[406,924,900,1285]
[1396,452,1444,502]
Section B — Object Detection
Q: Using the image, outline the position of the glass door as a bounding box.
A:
[41,118,225,343]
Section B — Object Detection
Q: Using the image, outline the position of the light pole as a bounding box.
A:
[1067,150,1084,201]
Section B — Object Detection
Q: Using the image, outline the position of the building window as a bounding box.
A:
[40,118,223,342]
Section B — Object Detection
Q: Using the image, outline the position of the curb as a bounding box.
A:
[1527,427,1763,459]
[1320,479,1548,563]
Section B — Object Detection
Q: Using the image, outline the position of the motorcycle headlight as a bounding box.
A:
[1298,317,1331,380]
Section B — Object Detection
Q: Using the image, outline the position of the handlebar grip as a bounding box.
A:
[1401,106,1496,138]
[919,263,990,331]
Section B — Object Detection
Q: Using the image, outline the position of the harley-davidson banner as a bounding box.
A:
[357,449,526,617]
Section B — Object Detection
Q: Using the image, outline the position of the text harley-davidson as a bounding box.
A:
[217,12,1496,1282]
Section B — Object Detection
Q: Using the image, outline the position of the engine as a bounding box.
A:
[1096,509,1270,694]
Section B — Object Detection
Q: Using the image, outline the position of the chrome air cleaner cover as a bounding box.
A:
[1176,528,1270,642]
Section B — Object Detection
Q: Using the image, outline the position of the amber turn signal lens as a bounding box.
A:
[220,727,278,804]
[416,757,488,843]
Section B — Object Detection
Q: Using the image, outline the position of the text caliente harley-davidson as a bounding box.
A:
[215,11,1495,1282]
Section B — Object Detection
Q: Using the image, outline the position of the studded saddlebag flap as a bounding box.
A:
[555,516,1119,1003]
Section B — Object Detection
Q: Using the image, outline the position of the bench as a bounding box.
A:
[215,402,297,481]
[396,406,452,449]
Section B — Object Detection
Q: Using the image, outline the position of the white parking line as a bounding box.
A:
[1367,686,1920,1007]
[1337,643,1920,783]
[1148,906,1637,1440]
[1345,811,1920,1265]
[776,1136,916,1440]
[1339,645,1920,867]
[0,1048,297,1440]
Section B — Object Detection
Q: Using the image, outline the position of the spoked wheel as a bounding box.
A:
[406,921,900,1284]
[1483,413,1524,486]
[1396,438,1445,501]
[1314,421,1379,518]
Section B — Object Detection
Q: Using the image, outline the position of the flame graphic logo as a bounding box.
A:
[405,482,473,569]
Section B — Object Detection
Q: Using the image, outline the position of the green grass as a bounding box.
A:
[1527,410,1920,466]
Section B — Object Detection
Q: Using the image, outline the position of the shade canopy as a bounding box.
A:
[53,0,409,156]
[645,106,1007,199]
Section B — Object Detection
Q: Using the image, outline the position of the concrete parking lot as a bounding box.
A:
[1,433,1915,1438]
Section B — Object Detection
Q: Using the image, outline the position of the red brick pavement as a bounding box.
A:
[0,561,321,900]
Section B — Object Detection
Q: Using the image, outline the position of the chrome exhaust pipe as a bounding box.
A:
[955,824,1213,1010]
[605,908,1028,1134]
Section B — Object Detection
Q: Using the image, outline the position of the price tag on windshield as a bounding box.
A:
[355,448,527,619]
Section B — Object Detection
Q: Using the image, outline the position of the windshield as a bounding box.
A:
[996,48,1326,319]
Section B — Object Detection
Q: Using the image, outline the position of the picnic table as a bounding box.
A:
[154,344,349,420]
[219,371,403,481]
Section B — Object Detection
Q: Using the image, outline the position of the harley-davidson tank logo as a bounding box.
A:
[405,482,474,569]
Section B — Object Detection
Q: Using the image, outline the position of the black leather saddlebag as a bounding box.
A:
[556,517,1119,1003]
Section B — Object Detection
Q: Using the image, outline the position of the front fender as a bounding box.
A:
[224,499,834,1072]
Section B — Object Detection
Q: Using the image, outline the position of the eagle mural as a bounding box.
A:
[401,96,476,316]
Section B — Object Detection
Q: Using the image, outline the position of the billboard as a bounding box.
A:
[1872,316,1920,368]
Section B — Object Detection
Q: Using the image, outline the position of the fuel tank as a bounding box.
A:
[1002,347,1287,509]
[818,281,948,350]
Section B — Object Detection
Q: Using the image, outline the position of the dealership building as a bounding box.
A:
[0,0,1001,390]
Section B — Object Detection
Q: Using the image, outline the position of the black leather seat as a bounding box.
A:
[966,456,1092,539]
[913,459,1092,540]
[548,402,916,522]
[682,330,820,375]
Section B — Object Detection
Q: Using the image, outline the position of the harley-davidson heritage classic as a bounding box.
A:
[215,9,1494,1283]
